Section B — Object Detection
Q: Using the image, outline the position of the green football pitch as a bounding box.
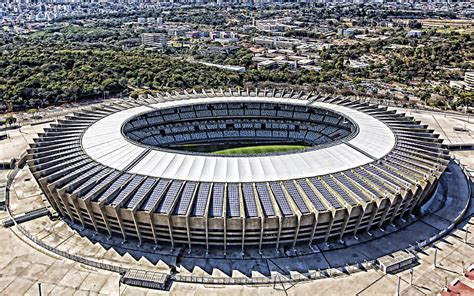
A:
[212,144,308,155]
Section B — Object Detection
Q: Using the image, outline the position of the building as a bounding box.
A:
[301,65,322,72]
[254,37,299,49]
[28,90,448,253]
[297,59,315,66]
[256,22,285,32]
[146,17,156,24]
[198,62,246,73]
[257,60,277,69]
[407,30,422,38]
[141,33,167,48]
[254,37,274,48]
[0,182,5,211]
[465,72,474,90]
[185,31,200,39]
[211,31,235,39]
[347,59,370,69]
[214,37,239,44]
[338,28,357,38]
[450,72,474,90]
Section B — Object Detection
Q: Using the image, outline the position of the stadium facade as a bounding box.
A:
[28,89,449,253]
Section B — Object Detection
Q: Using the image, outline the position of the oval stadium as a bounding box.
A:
[27,89,450,253]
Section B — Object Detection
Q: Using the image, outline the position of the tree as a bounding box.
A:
[27,108,42,119]
[408,20,422,29]
[5,114,17,127]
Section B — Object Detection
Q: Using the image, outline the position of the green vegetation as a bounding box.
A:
[0,43,338,111]
[163,10,226,26]
[0,46,240,111]
[319,30,473,84]
[0,8,472,112]
[29,26,119,42]
[195,48,254,68]
[212,144,309,155]
[2,38,472,111]
[4,114,17,126]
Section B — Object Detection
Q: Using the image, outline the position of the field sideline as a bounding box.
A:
[212,144,308,155]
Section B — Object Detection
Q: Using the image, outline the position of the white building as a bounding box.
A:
[141,33,167,48]
[407,30,422,38]
[465,72,474,90]
[450,72,474,91]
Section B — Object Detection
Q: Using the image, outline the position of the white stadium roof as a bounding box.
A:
[82,97,395,183]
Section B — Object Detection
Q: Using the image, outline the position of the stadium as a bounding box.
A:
[27,89,450,253]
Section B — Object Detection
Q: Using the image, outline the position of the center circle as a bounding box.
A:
[122,101,358,156]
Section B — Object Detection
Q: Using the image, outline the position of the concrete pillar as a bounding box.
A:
[204,216,209,254]
[258,216,264,253]
[292,215,301,249]
[352,211,365,236]
[48,192,65,217]
[399,191,415,218]
[84,200,99,232]
[366,203,380,232]
[149,213,158,246]
[131,211,142,246]
[276,216,282,251]
[324,213,335,243]
[113,208,127,242]
[204,184,213,254]
[389,196,404,223]
[56,188,76,222]
[338,211,351,240]
[186,216,192,250]
[68,195,86,229]
[39,179,63,215]
[309,212,319,245]
[241,218,245,255]
[409,184,429,214]
[223,218,227,255]
[378,201,392,228]
[98,206,113,238]
[167,216,175,250]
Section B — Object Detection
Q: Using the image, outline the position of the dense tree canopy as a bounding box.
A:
[0,44,342,111]
[1,20,472,112]
[0,46,241,110]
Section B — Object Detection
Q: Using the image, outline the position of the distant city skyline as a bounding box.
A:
[1,0,472,25]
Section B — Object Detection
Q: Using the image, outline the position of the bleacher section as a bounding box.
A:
[122,102,355,150]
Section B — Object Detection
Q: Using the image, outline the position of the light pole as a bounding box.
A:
[397,275,401,296]
[465,225,469,244]
[465,106,468,130]
[465,106,470,130]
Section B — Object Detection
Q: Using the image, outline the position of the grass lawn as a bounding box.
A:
[212,144,308,155]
